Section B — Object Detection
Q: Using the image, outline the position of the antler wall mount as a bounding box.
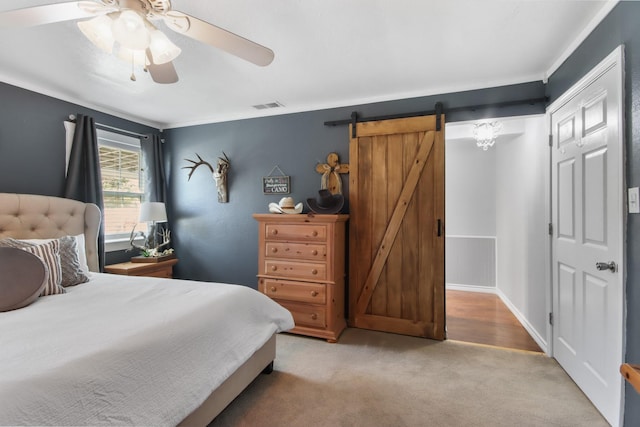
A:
[184,152,231,203]
[0,0,275,84]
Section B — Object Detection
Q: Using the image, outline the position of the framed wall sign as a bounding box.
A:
[262,166,290,194]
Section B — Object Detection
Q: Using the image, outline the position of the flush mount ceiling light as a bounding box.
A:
[473,121,502,151]
[0,0,275,84]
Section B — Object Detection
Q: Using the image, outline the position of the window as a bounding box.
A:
[97,129,145,245]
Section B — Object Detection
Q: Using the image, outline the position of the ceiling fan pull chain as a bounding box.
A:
[130,53,137,82]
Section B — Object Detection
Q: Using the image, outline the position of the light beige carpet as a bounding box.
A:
[210,328,608,427]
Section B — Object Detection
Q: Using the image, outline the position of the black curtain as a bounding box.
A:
[141,133,169,240]
[141,133,167,203]
[63,114,105,272]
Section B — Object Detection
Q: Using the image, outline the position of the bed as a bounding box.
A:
[0,192,295,426]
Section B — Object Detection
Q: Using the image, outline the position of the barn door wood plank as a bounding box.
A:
[348,125,359,324]
[356,116,437,137]
[371,136,389,315]
[432,128,446,339]
[355,130,435,315]
[354,313,432,337]
[386,135,404,318]
[402,132,420,320]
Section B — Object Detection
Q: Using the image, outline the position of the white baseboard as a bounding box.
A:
[446,283,549,354]
[446,283,496,294]
[495,288,548,354]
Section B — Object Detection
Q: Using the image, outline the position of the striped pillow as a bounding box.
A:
[20,240,65,296]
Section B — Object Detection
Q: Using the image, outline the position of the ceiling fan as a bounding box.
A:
[0,0,275,84]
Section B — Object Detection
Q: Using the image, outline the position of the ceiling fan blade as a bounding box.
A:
[147,62,179,84]
[0,1,105,28]
[146,50,179,84]
[164,11,274,67]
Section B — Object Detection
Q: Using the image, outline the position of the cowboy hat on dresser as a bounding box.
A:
[307,189,344,214]
[269,197,303,214]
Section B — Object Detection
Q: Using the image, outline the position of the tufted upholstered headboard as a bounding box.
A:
[0,193,101,272]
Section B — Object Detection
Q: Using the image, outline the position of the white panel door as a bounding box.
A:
[549,46,624,426]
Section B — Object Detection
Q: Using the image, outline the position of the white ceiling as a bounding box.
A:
[0,0,617,129]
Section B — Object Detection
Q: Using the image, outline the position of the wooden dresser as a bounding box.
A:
[253,213,348,342]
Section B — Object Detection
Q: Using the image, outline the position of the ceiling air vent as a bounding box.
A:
[252,101,284,110]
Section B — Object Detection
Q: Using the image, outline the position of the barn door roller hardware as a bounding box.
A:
[325,97,549,138]
[435,102,443,131]
[351,111,358,138]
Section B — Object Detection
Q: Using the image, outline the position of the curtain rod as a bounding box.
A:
[67,114,149,139]
[323,97,549,127]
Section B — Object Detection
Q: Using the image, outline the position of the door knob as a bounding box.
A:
[596,261,617,272]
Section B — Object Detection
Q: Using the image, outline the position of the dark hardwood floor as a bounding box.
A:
[445,289,542,353]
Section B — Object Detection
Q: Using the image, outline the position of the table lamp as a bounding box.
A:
[138,201,167,250]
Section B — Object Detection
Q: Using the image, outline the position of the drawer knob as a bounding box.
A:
[271,247,278,253]
[272,229,278,235]
[311,269,318,275]
[311,313,318,320]
[311,290,318,297]
[311,250,318,255]
[270,286,277,292]
[312,230,318,237]
[271,266,278,271]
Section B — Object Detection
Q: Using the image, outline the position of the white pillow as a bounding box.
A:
[73,234,90,275]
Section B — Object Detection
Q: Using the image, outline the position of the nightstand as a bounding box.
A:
[104,258,178,278]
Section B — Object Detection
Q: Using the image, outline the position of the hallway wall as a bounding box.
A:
[495,115,548,349]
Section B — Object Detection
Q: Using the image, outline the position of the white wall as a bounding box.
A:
[445,129,496,289]
[495,115,548,348]
[445,125,497,289]
[445,134,496,236]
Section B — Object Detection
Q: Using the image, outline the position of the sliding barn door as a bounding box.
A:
[349,115,445,340]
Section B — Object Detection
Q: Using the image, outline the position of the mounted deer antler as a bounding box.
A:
[128,225,171,256]
[129,228,146,252]
[154,228,172,252]
[183,152,231,203]
[183,153,214,181]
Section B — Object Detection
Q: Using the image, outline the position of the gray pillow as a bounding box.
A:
[0,247,48,311]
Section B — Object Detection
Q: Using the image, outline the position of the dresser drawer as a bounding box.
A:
[263,259,327,281]
[265,223,327,242]
[278,301,326,328]
[259,278,326,304]
[265,242,326,261]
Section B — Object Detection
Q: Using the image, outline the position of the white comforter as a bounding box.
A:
[0,273,294,426]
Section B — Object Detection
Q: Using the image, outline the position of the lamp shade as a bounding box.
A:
[111,10,150,50]
[139,202,167,223]
[148,29,181,64]
[78,14,115,54]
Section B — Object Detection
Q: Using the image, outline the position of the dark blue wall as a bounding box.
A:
[162,82,545,286]
[546,3,640,425]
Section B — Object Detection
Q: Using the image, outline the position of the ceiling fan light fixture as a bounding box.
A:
[77,14,115,54]
[148,29,181,64]
[2,0,275,85]
[111,10,150,50]
[116,45,148,67]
